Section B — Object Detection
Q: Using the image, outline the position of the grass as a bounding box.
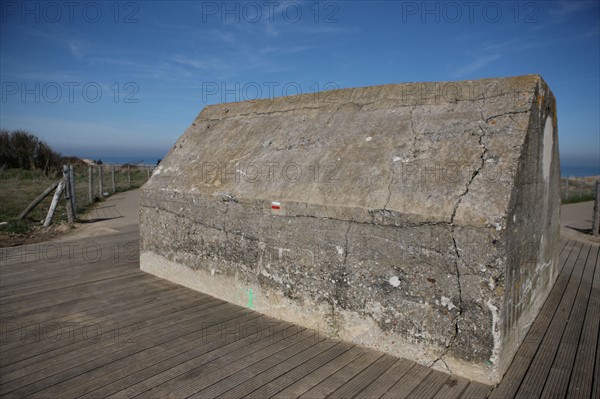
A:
[0,166,151,236]
[561,177,598,205]
[561,193,596,204]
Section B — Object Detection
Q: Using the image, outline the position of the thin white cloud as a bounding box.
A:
[68,40,92,58]
[533,1,598,31]
[548,0,597,16]
[581,28,600,38]
[481,40,517,52]
[454,54,502,77]
[172,55,229,72]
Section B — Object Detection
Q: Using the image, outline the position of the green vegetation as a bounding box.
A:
[561,178,598,205]
[0,165,150,237]
[0,129,62,174]
[0,129,152,241]
[561,193,596,204]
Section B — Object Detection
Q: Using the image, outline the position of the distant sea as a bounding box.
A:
[81,155,165,166]
[77,155,599,177]
[561,166,600,178]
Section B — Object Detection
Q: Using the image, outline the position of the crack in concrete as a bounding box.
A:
[435,109,490,365]
[342,221,352,266]
[143,200,459,231]
[202,101,419,122]
[430,357,452,374]
[200,91,532,124]
[328,220,352,338]
[383,167,395,212]
[408,106,418,158]
[484,110,529,123]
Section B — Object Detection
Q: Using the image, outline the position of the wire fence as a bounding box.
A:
[76,163,154,207]
[560,177,598,203]
[0,163,154,233]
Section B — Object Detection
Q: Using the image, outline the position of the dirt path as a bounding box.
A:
[66,189,140,240]
[560,200,599,244]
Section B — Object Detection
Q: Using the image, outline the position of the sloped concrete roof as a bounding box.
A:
[147,75,549,229]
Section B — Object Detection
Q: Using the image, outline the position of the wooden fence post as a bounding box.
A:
[111,166,116,192]
[147,165,150,180]
[98,165,103,196]
[19,180,61,220]
[69,165,77,218]
[44,180,66,227]
[565,178,569,201]
[63,165,75,223]
[128,165,131,187]
[593,180,600,237]
[88,165,93,203]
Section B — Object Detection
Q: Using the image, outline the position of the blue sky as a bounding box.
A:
[1,0,599,168]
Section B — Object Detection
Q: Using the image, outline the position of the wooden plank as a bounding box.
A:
[0,273,153,322]
[0,240,139,284]
[541,244,598,398]
[297,350,383,399]
[137,328,320,399]
[0,284,162,331]
[1,293,223,368]
[0,263,139,298]
[0,274,172,320]
[272,346,365,398]
[208,340,344,398]
[3,301,233,391]
[381,364,432,399]
[29,312,271,398]
[489,240,583,398]
[2,252,142,299]
[593,322,600,399]
[0,284,187,356]
[353,358,415,399]
[460,381,492,398]
[67,317,286,399]
[243,343,356,399]
[2,304,249,397]
[0,268,141,302]
[0,241,140,288]
[405,369,451,399]
[327,354,400,399]
[0,233,138,272]
[432,375,470,399]
[1,261,121,289]
[514,243,592,398]
[0,286,199,362]
[69,318,283,398]
[102,323,306,399]
[0,278,181,324]
[566,244,599,398]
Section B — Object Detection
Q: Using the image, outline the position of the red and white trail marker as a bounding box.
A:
[271,201,281,210]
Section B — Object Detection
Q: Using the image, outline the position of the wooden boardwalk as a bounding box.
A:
[0,231,598,398]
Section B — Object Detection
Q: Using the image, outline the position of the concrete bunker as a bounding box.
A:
[140,75,560,384]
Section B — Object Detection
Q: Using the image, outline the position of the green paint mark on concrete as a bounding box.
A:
[246,288,254,309]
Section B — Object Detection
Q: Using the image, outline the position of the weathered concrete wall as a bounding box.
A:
[140,75,560,384]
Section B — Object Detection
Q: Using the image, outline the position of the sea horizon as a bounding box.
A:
[560,165,600,178]
[71,153,600,178]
